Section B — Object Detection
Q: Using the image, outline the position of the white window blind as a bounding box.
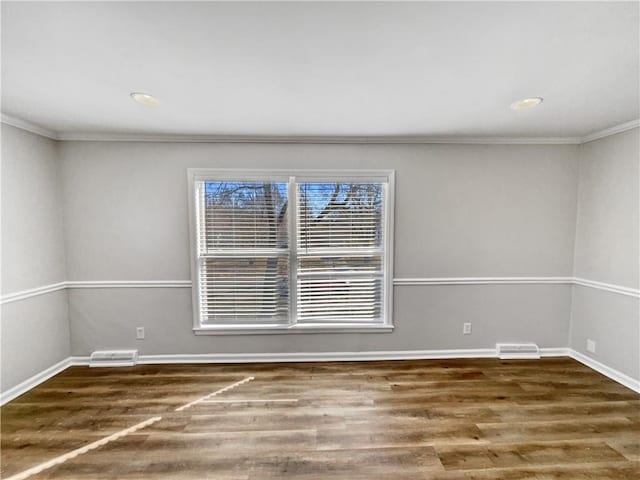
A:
[296,182,385,324]
[195,180,289,325]
[190,170,394,333]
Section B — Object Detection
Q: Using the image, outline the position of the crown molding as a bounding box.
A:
[2,112,637,145]
[55,132,582,144]
[0,113,59,140]
[580,119,640,144]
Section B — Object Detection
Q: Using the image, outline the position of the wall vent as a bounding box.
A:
[89,350,138,367]
[496,343,540,360]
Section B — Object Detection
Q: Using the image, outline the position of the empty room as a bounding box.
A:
[1,1,639,479]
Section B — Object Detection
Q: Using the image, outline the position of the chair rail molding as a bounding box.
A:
[572,277,640,298]
[0,282,67,304]
[392,277,574,286]
[3,277,638,304]
[65,280,193,289]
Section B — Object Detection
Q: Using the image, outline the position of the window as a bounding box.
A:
[188,169,394,333]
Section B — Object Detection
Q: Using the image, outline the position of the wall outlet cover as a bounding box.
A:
[463,323,472,335]
[136,327,145,340]
[587,339,596,353]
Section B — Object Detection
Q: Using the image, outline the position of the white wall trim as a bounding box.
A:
[65,280,193,289]
[54,119,639,144]
[63,348,640,395]
[4,277,637,304]
[6,347,639,405]
[0,282,67,305]
[539,347,571,357]
[55,132,584,144]
[139,348,571,362]
[70,349,498,365]
[573,277,640,298]
[72,347,567,365]
[580,119,640,144]
[1,113,59,140]
[393,277,574,286]
[66,349,640,394]
[569,349,640,393]
[0,357,71,406]
[3,111,637,145]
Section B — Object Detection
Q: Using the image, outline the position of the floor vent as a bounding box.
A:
[89,350,138,367]
[496,343,540,360]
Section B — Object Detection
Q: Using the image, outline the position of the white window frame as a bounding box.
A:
[187,168,395,335]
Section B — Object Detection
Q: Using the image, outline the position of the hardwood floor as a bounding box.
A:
[1,357,638,479]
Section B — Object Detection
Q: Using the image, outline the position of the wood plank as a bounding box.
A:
[1,357,638,479]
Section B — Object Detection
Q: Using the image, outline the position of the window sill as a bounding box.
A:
[193,324,394,335]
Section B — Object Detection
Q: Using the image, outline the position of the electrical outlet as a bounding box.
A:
[136,327,145,340]
[463,323,472,335]
[587,339,596,353]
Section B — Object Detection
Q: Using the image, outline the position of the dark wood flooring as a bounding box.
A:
[1,357,639,479]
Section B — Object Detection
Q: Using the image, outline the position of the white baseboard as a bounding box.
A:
[70,356,92,366]
[3,347,636,405]
[143,349,501,363]
[0,357,71,406]
[568,349,640,393]
[72,347,567,365]
[539,347,570,357]
[69,349,498,365]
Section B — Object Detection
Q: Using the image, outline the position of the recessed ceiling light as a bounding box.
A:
[130,92,159,107]
[510,97,543,110]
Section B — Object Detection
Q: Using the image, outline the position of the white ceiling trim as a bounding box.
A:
[1,113,637,145]
[54,132,583,145]
[580,119,640,144]
[1,113,59,140]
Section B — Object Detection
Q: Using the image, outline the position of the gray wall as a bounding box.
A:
[570,128,640,380]
[4,125,637,384]
[1,124,70,392]
[4,124,637,390]
[59,141,579,355]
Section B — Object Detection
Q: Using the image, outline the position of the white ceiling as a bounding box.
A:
[2,1,638,140]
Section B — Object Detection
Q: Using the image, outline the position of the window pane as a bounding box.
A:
[200,181,288,252]
[200,256,289,324]
[192,173,391,330]
[196,180,290,326]
[298,255,383,275]
[296,181,386,324]
[297,182,384,252]
[297,276,383,323]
